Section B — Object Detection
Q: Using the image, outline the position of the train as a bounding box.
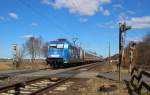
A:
[46,39,102,68]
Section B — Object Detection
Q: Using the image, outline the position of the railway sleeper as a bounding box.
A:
[0,63,100,94]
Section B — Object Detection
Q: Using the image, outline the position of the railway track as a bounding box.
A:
[0,68,52,81]
[0,62,101,95]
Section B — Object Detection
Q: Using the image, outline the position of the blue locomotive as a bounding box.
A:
[46,39,101,68]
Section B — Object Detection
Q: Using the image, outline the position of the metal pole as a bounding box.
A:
[109,41,111,64]
[118,22,131,81]
[119,23,122,82]
[72,38,78,45]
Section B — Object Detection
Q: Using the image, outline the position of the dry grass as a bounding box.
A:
[60,78,129,95]
[0,61,14,70]
[0,60,49,70]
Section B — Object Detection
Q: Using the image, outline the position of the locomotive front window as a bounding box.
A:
[49,44,64,48]
[49,44,57,48]
[57,44,64,48]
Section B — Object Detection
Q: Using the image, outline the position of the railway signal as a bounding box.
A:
[11,44,19,69]
[120,23,132,32]
[118,22,132,82]
[12,44,17,53]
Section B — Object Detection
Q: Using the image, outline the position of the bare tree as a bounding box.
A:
[26,37,35,61]
[135,32,150,65]
[123,32,150,66]
[12,35,48,68]
[25,36,44,62]
[41,42,48,58]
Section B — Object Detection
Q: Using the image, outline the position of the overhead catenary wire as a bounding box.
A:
[17,0,84,48]
[16,0,73,37]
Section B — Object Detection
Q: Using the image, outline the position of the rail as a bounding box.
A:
[125,66,150,95]
[0,62,100,95]
[29,78,69,95]
[0,77,44,94]
[0,68,51,81]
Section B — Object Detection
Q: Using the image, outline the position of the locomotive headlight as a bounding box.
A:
[64,44,68,48]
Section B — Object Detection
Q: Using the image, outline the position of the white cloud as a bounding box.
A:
[99,7,110,16]
[31,22,38,26]
[127,37,142,43]
[0,16,10,21]
[118,11,135,23]
[8,12,18,19]
[0,16,5,21]
[105,16,150,29]
[126,16,150,29]
[127,10,135,14]
[99,0,111,4]
[97,20,116,28]
[79,18,88,22]
[103,9,110,16]
[42,0,111,16]
[117,11,135,23]
[113,4,123,9]
[118,12,129,23]
[22,35,34,39]
[41,0,52,5]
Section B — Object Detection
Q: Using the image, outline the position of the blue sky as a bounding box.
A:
[0,0,150,58]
